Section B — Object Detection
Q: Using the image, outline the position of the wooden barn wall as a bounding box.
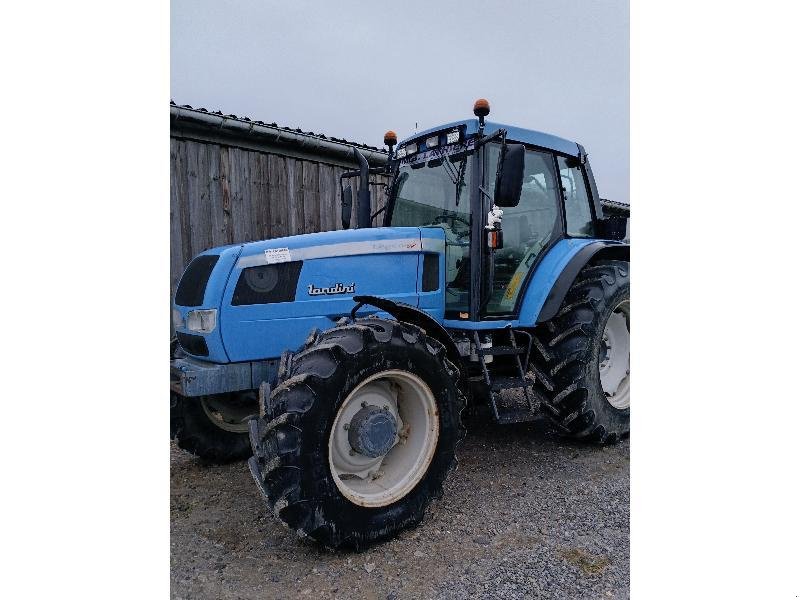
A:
[170,138,388,307]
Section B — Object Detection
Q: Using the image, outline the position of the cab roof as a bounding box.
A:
[400,118,580,157]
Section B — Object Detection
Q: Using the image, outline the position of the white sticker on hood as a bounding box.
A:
[264,247,292,264]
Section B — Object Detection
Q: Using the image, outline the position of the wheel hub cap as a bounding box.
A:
[328,370,440,508]
[348,405,398,458]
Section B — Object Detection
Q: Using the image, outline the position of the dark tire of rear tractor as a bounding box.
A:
[534,260,630,444]
[170,338,253,463]
[248,317,464,550]
[170,393,253,463]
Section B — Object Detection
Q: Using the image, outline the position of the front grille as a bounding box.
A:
[232,261,303,306]
[176,332,209,357]
[175,255,219,307]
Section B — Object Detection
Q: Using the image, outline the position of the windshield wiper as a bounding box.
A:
[438,156,459,185]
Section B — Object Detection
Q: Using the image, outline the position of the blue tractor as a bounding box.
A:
[170,99,630,549]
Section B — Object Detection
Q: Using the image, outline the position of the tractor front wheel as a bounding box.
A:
[248,317,464,550]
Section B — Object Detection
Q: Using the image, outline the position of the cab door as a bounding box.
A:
[484,145,562,315]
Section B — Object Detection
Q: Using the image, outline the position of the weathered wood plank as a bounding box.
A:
[295,160,307,234]
[176,140,192,267]
[333,166,345,230]
[219,146,234,244]
[255,152,271,239]
[248,151,263,241]
[317,163,334,232]
[207,144,230,247]
[285,157,305,235]
[268,154,289,238]
[238,148,254,242]
[197,142,214,250]
[302,161,320,234]
[187,141,213,256]
[229,147,248,243]
[170,138,186,299]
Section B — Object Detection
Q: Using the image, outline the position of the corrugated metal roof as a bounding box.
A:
[170,100,387,154]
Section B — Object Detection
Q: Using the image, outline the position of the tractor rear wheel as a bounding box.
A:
[248,317,464,550]
[535,260,630,443]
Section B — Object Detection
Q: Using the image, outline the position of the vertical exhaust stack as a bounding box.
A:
[353,148,371,228]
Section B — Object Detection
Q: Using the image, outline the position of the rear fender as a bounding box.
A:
[534,241,629,324]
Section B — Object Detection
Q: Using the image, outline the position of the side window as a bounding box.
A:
[557,156,595,237]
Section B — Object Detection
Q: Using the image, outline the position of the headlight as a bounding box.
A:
[186,309,217,333]
[395,146,407,159]
[172,308,184,330]
[425,135,439,148]
[446,129,461,144]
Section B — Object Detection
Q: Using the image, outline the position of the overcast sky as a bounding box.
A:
[172,0,629,204]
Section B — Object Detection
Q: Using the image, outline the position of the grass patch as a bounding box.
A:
[560,548,611,575]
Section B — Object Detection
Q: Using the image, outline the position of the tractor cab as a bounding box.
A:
[347,100,613,325]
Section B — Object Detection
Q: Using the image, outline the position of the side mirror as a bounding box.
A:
[494,143,525,208]
[341,185,353,229]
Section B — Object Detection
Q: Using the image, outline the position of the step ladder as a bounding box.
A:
[471,329,557,424]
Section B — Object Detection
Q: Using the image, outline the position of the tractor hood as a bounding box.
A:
[173,227,446,363]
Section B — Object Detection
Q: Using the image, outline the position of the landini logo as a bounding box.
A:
[307,282,355,296]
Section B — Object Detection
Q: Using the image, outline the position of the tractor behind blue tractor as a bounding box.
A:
[170,99,630,549]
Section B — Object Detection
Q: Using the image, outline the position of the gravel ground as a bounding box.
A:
[171,416,629,599]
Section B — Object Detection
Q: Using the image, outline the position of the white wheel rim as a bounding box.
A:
[599,300,630,410]
[200,395,256,433]
[328,370,440,508]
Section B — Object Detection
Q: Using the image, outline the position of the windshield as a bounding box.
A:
[388,143,474,314]
[388,148,472,231]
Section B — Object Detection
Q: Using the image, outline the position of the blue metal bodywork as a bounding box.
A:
[222,227,434,362]
[173,227,599,363]
[173,227,449,363]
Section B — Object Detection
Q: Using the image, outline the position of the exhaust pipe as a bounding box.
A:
[353,148,371,228]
